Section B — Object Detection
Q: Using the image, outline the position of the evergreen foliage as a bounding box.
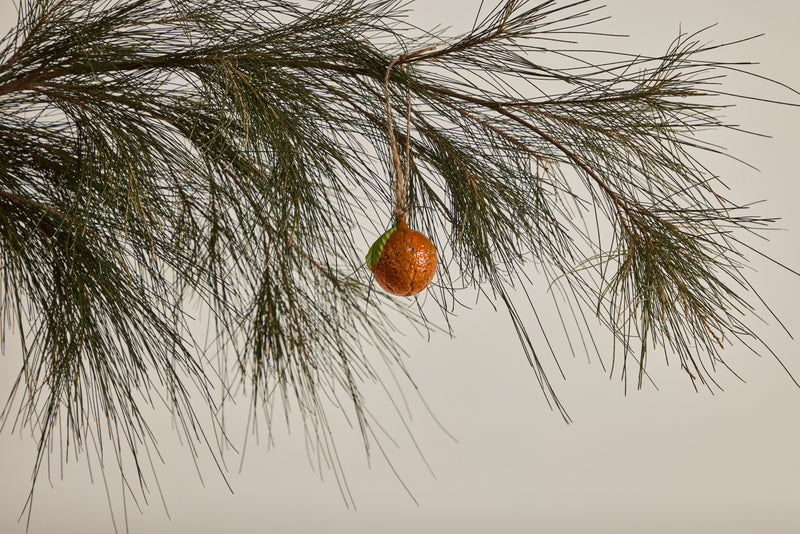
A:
[0,0,797,520]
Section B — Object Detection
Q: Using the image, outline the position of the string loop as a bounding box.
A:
[383,46,435,222]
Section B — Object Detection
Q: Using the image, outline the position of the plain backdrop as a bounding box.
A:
[1,1,799,533]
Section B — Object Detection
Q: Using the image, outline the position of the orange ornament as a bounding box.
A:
[365,220,437,297]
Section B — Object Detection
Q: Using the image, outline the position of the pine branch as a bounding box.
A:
[0,0,797,522]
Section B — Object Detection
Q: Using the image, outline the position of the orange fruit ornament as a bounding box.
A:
[365,220,437,297]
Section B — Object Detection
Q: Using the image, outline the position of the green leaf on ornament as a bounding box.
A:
[365,225,396,269]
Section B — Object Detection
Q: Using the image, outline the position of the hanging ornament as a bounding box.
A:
[366,47,439,297]
[366,219,437,297]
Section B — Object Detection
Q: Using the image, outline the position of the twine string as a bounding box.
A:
[383,46,436,222]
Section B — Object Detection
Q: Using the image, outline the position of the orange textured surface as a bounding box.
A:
[370,220,437,297]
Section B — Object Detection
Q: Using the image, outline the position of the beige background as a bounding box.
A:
[1,1,799,532]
